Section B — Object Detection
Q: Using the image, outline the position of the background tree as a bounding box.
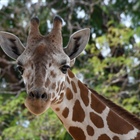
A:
[0,0,140,139]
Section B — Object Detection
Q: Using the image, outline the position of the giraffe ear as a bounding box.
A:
[64,28,90,60]
[0,31,25,60]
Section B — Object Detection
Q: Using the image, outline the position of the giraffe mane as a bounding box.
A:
[88,87,140,130]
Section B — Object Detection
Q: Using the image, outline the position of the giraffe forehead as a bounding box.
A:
[34,44,46,55]
[32,43,69,65]
[18,46,69,72]
[32,42,56,58]
[18,35,69,66]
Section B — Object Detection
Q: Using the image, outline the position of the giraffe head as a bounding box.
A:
[0,16,90,115]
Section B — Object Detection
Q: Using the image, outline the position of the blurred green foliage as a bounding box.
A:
[0,0,140,139]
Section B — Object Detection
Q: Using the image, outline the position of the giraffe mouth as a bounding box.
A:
[25,96,51,115]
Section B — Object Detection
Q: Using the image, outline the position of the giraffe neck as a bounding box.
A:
[51,70,140,140]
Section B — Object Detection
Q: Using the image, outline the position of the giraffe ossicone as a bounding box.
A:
[0,16,140,140]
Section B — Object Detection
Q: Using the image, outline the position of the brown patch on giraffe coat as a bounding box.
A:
[69,126,86,140]
[71,81,77,93]
[90,112,104,128]
[51,83,56,89]
[35,44,46,55]
[50,70,56,78]
[68,70,75,78]
[45,78,51,87]
[66,88,73,100]
[56,86,59,93]
[56,81,60,92]
[134,132,140,140]
[86,125,94,136]
[113,136,120,140]
[66,76,70,84]
[55,108,60,111]
[51,39,54,43]
[90,93,106,114]
[98,134,111,140]
[49,63,51,67]
[59,92,64,100]
[31,63,34,69]
[107,110,134,134]
[60,82,64,91]
[72,100,85,122]
[78,80,89,107]
[62,107,69,118]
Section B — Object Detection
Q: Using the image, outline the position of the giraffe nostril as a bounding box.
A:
[29,92,35,98]
[28,89,47,100]
[41,93,47,99]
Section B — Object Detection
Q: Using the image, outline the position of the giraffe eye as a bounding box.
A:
[60,65,70,74]
[16,65,24,75]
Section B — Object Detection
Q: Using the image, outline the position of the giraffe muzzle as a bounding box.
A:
[25,88,50,115]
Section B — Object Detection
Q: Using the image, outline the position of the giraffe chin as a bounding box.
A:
[25,97,50,115]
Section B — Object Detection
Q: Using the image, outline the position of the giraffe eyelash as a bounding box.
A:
[60,65,70,74]
[16,65,24,75]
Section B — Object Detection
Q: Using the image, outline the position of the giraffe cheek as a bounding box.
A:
[24,98,50,115]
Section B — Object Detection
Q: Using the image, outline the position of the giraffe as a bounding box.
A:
[0,16,140,140]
